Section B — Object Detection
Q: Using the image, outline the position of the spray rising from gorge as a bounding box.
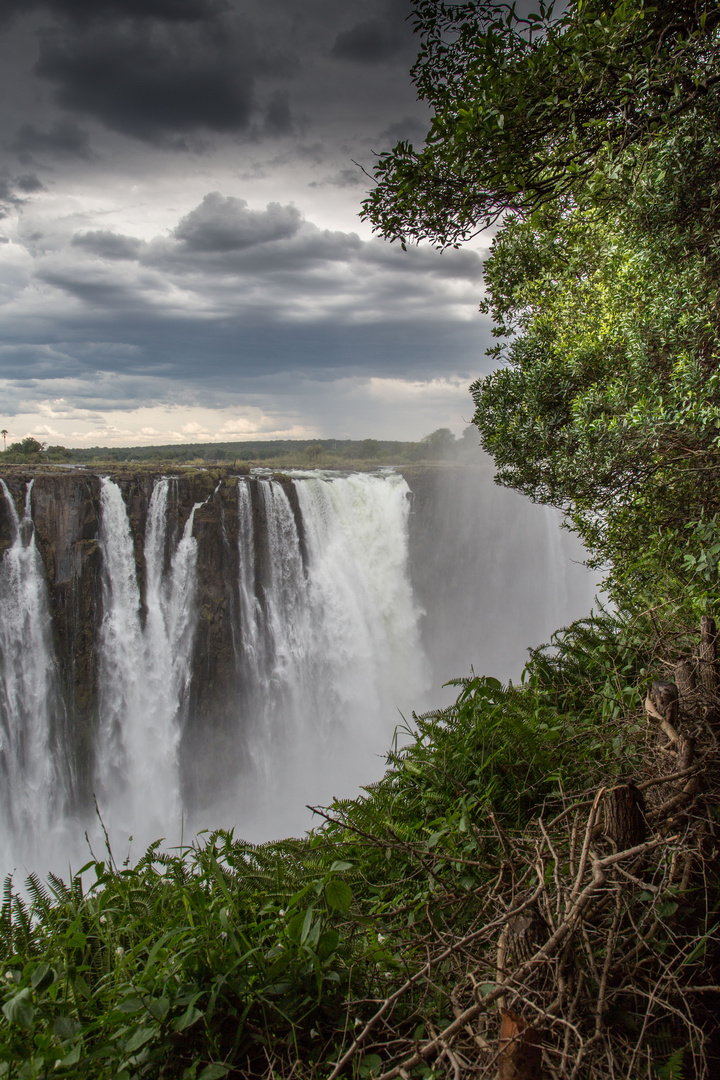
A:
[0,467,596,877]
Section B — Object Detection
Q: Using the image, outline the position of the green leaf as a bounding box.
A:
[318,928,340,961]
[58,1043,82,1067]
[325,879,352,914]
[115,997,144,1014]
[122,1025,157,1053]
[30,963,53,992]
[198,1066,230,1080]
[2,989,34,1029]
[173,1005,203,1032]
[359,1053,383,1078]
[147,996,170,1021]
[53,1017,81,1041]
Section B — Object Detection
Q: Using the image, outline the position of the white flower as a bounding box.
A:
[377,934,385,943]
[99,916,107,926]
[354,1017,362,1027]
[4,972,13,982]
[115,946,124,958]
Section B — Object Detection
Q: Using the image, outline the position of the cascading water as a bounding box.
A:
[0,481,64,869]
[226,474,428,836]
[97,477,203,843]
[0,466,599,875]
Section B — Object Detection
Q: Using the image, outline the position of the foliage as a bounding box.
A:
[1,613,699,1078]
[471,190,720,614]
[362,0,720,246]
[363,0,720,620]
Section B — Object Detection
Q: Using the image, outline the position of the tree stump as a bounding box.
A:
[498,1010,543,1080]
[648,681,679,725]
[699,616,718,692]
[674,658,695,698]
[505,906,548,966]
[604,782,647,850]
[676,734,695,772]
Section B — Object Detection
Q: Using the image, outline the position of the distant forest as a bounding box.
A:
[0,427,481,466]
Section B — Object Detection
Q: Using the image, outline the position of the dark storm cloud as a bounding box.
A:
[331,19,405,64]
[72,230,145,260]
[34,193,481,330]
[0,319,485,387]
[38,0,225,22]
[262,90,293,136]
[173,193,302,252]
[379,115,428,147]
[34,15,283,144]
[14,173,45,193]
[0,172,45,217]
[0,0,224,27]
[11,118,93,162]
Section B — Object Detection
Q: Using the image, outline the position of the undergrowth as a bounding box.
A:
[0,612,717,1078]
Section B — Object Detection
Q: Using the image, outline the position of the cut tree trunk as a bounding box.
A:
[604,782,647,850]
[700,616,718,692]
[674,658,695,698]
[497,1010,543,1080]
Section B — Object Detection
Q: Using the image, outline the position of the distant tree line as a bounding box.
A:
[0,429,481,466]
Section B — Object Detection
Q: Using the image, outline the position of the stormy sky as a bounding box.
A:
[0,0,493,446]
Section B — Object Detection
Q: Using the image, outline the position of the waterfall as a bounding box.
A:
[0,466,598,873]
[97,477,202,842]
[226,474,427,835]
[0,481,63,865]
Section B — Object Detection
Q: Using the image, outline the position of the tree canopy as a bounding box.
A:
[363,0,720,245]
[364,0,720,618]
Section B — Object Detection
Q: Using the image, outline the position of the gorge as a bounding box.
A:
[0,465,596,878]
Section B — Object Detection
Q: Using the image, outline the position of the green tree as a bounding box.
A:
[364,0,720,617]
[362,0,720,245]
[421,427,456,459]
[304,443,324,463]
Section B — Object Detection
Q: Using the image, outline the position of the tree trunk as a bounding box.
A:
[498,1010,543,1080]
[674,658,695,698]
[604,782,647,850]
[700,616,718,692]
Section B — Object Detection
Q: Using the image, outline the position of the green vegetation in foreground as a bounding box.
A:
[3,0,720,1075]
[6,611,709,1080]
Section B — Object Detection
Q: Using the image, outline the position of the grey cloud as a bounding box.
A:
[360,240,484,280]
[379,115,428,147]
[35,18,260,143]
[0,0,224,26]
[173,193,302,252]
[0,172,45,217]
[331,19,404,64]
[15,173,46,193]
[262,90,294,136]
[309,168,366,189]
[11,118,94,162]
[72,230,145,260]
[43,0,225,22]
[0,318,488,388]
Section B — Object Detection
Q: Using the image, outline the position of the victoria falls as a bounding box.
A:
[0,462,594,878]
